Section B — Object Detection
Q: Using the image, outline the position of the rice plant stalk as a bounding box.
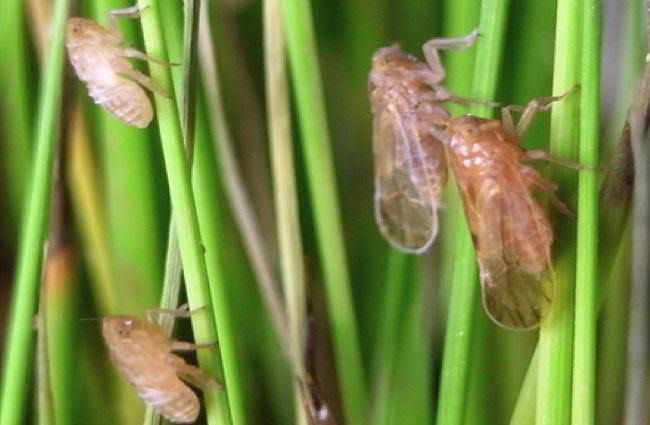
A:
[571,0,601,423]
[197,3,288,349]
[436,1,509,423]
[135,2,232,423]
[536,0,583,423]
[142,1,204,423]
[91,0,163,315]
[43,246,78,425]
[370,251,413,425]
[0,0,70,423]
[0,0,32,223]
[264,0,309,422]
[281,1,367,423]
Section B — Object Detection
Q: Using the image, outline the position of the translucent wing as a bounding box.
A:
[463,173,554,330]
[373,107,447,253]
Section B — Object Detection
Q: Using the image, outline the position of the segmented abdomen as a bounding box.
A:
[88,81,153,128]
[139,382,200,424]
[68,43,153,128]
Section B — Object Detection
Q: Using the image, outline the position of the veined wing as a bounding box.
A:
[373,107,447,253]
[462,173,554,330]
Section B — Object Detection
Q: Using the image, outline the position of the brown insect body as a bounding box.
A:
[102,316,203,423]
[369,34,574,329]
[67,17,154,128]
[369,46,451,253]
[440,116,556,329]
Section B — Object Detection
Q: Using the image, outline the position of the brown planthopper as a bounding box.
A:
[66,5,171,128]
[369,29,498,253]
[102,306,219,423]
[427,89,582,329]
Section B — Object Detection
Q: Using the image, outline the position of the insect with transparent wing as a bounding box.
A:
[102,306,220,423]
[369,30,497,253]
[66,5,172,128]
[428,89,583,329]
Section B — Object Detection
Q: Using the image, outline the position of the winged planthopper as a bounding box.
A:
[369,34,586,329]
[369,30,483,254]
[426,89,583,329]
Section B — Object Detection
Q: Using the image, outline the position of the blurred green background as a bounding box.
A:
[0,0,645,424]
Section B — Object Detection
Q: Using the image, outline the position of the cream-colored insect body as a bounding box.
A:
[102,308,218,423]
[369,30,482,253]
[66,6,170,128]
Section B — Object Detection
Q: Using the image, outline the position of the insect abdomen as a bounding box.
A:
[89,81,153,128]
[139,383,200,423]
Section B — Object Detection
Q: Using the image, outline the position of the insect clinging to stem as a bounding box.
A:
[369,29,498,253]
[66,5,172,128]
[427,87,584,329]
[101,306,220,423]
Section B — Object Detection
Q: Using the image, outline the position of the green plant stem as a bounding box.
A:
[43,248,78,425]
[36,291,53,425]
[436,2,508,424]
[197,6,288,348]
[264,0,308,422]
[572,0,600,423]
[0,0,32,223]
[136,2,231,424]
[537,0,582,423]
[371,252,413,425]
[0,0,69,423]
[91,0,162,316]
[509,349,539,425]
[281,1,367,423]
[143,2,202,423]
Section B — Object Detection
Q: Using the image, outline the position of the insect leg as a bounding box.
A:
[146,304,205,322]
[504,86,579,136]
[524,149,597,171]
[175,362,222,390]
[520,166,574,217]
[119,67,170,98]
[422,29,479,84]
[170,341,217,352]
[501,106,516,136]
[426,113,452,144]
[121,47,179,67]
[446,94,503,109]
[106,4,146,37]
